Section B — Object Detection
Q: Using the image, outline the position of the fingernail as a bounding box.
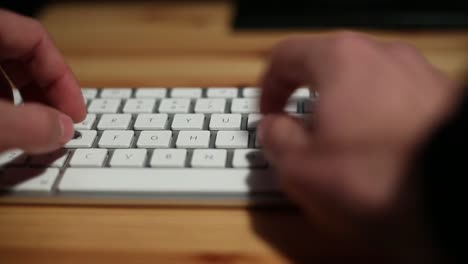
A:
[59,114,74,144]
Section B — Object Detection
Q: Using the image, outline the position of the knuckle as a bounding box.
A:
[330,32,374,54]
[388,42,423,60]
[271,35,310,58]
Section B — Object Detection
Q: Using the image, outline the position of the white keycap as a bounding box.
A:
[133,114,168,130]
[194,99,226,113]
[215,131,249,148]
[65,130,97,148]
[88,99,121,113]
[100,88,132,98]
[59,168,277,193]
[0,149,27,166]
[69,149,108,167]
[137,131,172,148]
[285,101,298,113]
[98,130,134,148]
[209,114,242,130]
[0,168,59,192]
[247,114,262,130]
[176,131,210,148]
[150,149,187,168]
[171,114,205,130]
[135,88,167,98]
[97,114,132,130]
[74,114,96,130]
[82,88,98,99]
[123,99,156,113]
[242,87,261,98]
[13,89,22,104]
[110,149,147,168]
[170,88,202,98]
[291,87,310,99]
[191,149,227,168]
[206,88,238,98]
[232,149,267,168]
[231,98,259,113]
[30,149,70,168]
[158,98,191,113]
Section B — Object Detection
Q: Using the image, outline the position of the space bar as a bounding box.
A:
[58,168,278,193]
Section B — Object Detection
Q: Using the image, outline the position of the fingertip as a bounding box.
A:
[58,113,74,144]
[259,114,310,163]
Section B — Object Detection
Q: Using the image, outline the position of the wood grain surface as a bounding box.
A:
[1,1,467,263]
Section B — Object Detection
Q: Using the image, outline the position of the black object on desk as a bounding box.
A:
[234,1,468,29]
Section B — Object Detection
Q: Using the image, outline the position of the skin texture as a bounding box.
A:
[0,9,86,154]
[258,32,460,260]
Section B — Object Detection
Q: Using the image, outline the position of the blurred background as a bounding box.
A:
[1,0,467,87]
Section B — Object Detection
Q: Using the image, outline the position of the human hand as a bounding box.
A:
[0,9,86,154]
[259,32,459,257]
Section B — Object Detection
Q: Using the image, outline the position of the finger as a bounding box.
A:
[0,9,86,122]
[0,66,13,102]
[260,35,331,114]
[260,32,379,114]
[258,114,311,164]
[0,101,74,154]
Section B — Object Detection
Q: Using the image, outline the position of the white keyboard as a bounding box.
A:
[0,87,315,205]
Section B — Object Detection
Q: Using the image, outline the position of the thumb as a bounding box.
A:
[0,101,75,154]
[258,114,310,164]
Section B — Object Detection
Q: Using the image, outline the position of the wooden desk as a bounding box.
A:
[1,1,468,263]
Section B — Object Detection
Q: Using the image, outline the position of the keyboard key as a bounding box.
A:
[13,89,22,104]
[170,88,202,98]
[135,88,167,98]
[123,99,156,113]
[81,88,98,99]
[242,87,260,98]
[158,98,191,113]
[194,98,226,113]
[191,149,227,168]
[30,149,70,168]
[98,130,134,148]
[209,114,242,130]
[291,87,310,99]
[65,130,97,148]
[231,98,259,113]
[206,88,238,98]
[171,114,205,130]
[97,114,132,130]
[74,114,96,130]
[215,131,249,148]
[0,149,27,167]
[100,88,132,98]
[133,114,168,130]
[59,168,277,193]
[232,149,267,168]
[150,149,187,168]
[285,101,298,113]
[137,131,172,148]
[110,149,147,168]
[247,114,262,130]
[69,149,108,167]
[0,168,59,192]
[176,131,210,148]
[88,99,121,113]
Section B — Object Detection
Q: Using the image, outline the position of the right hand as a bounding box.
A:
[0,9,86,154]
[259,32,460,257]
